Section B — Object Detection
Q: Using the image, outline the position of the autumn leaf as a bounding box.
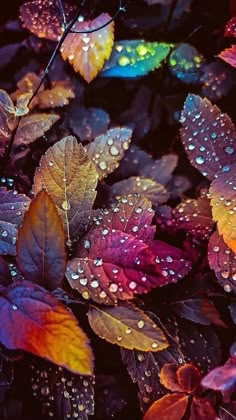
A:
[219,45,236,68]
[143,393,189,420]
[37,81,75,109]
[16,190,66,291]
[177,364,201,394]
[85,127,132,179]
[60,13,114,83]
[201,358,236,393]
[159,364,184,392]
[180,94,236,180]
[190,397,218,420]
[0,281,93,375]
[88,302,168,351]
[33,136,98,244]
[14,113,60,147]
[209,166,236,253]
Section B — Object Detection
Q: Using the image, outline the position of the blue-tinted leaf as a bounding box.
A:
[169,43,204,84]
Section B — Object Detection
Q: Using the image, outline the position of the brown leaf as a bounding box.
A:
[14,113,60,147]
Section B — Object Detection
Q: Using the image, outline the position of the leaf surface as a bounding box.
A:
[14,113,60,146]
[143,393,189,420]
[219,45,236,68]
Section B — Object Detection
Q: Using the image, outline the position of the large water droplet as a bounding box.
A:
[196,156,205,165]
[62,200,71,211]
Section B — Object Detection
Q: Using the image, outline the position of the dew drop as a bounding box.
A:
[71,272,79,280]
[1,231,8,237]
[196,156,205,165]
[91,279,99,288]
[99,161,107,170]
[62,200,70,211]
[84,239,91,249]
[41,386,50,396]
[151,342,158,349]
[110,145,119,156]
[129,281,137,290]
[125,327,132,334]
[80,278,88,286]
[94,257,103,266]
[109,283,118,292]
[12,304,18,311]
[224,146,235,155]
[137,320,145,329]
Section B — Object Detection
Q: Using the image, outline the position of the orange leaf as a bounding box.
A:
[0,280,93,375]
[37,81,75,109]
[160,364,184,392]
[177,364,201,394]
[17,190,66,291]
[143,393,189,420]
[60,13,114,83]
[33,136,98,244]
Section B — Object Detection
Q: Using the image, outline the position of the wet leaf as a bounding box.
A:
[85,127,132,179]
[201,358,236,393]
[37,81,75,109]
[0,188,30,226]
[208,229,236,293]
[16,191,66,291]
[101,40,173,78]
[14,113,60,147]
[171,297,226,327]
[190,397,218,420]
[0,222,18,256]
[169,44,204,84]
[209,166,236,253]
[88,302,168,351]
[33,136,98,244]
[219,45,236,68]
[0,281,93,375]
[180,94,236,180]
[201,61,236,101]
[61,14,114,83]
[143,393,189,420]
[225,17,236,38]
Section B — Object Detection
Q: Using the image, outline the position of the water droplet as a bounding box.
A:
[213,246,220,252]
[91,279,99,288]
[196,156,205,165]
[12,304,18,311]
[62,200,70,211]
[137,320,145,329]
[129,281,137,290]
[118,56,130,66]
[48,161,54,166]
[41,386,50,396]
[117,336,122,341]
[99,161,107,170]
[84,239,91,249]
[82,291,90,299]
[71,272,79,280]
[132,226,139,233]
[94,257,103,266]
[125,327,132,334]
[151,342,158,349]
[1,231,8,237]
[109,283,118,292]
[224,146,235,155]
[110,145,119,156]
[102,228,109,235]
[224,284,232,293]
[80,278,88,286]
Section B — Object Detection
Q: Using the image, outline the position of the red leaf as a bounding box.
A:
[0,281,93,375]
[180,94,236,180]
[224,17,236,38]
[143,393,189,420]
[219,45,236,68]
[17,191,66,291]
[177,364,201,394]
[60,14,114,82]
[201,358,236,393]
[160,364,184,392]
[190,397,218,420]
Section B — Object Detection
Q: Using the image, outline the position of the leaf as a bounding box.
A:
[33,136,98,244]
[101,40,173,78]
[171,298,226,327]
[110,177,170,206]
[177,364,201,394]
[209,167,236,253]
[20,0,75,42]
[172,196,214,241]
[208,230,236,293]
[0,90,17,155]
[143,393,189,420]
[0,188,30,226]
[219,402,236,420]
[91,194,156,244]
[85,127,132,179]
[0,222,18,256]
[159,364,183,392]
[68,105,110,143]
[180,94,236,180]
[60,13,114,83]
[219,45,236,68]
[139,154,178,185]
[37,81,75,109]
[0,281,93,375]
[201,61,236,101]
[190,397,218,420]
[0,257,11,287]
[16,191,66,291]
[88,302,168,352]
[201,358,236,393]
[169,44,204,84]
[30,358,94,419]
[14,113,60,147]
[225,17,236,38]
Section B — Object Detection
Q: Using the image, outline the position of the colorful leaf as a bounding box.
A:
[190,397,218,420]
[225,17,236,38]
[177,364,201,394]
[219,45,236,68]
[208,229,236,293]
[0,188,30,226]
[88,302,168,352]
[201,358,236,393]
[101,40,173,78]
[0,257,11,287]
[37,81,75,109]
[180,94,236,180]
[143,393,189,420]
[169,43,204,84]
[85,127,132,179]
[139,154,178,185]
[0,222,18,256]
[171,297,226,327]
[33,136,98,244]
[0,281,93,375]
[68,105,110,143]
[159,364,183,392]
[201,61,236,101]
[14,113,60,147]
[209,166,236,253]
[60,14,114,83]
[16,191,66,291]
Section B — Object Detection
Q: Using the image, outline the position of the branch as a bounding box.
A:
[57,0,67,30]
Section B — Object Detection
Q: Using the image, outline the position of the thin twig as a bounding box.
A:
[57,0,67,30]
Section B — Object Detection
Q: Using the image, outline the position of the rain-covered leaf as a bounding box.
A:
[88,302,168,351]
[209,166,236,253]
[208,229,236,293]
[101,40,173,78]
[0,188,30,226]
[0,280,93,375]
[16,191,66,291]
[85,127,132,179]
[169,44,204,84]
[219,45,236,68]
[33,136,98,244]
[180,94,236,180]
[172,196,214,241]
[171,297,226,326]
[225,17,236,38]
[190,397,218,420]
[14,113,60,147]
[201,61,236,101]
[143,393,189,420]
[68,105,110,143]
[61,14,114,83]
[110,177,170,206]
[20,0,75,42]
[37,81,75,109]
[201,358,236,393]
[0,222,18,256]
[30,358,94,419]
